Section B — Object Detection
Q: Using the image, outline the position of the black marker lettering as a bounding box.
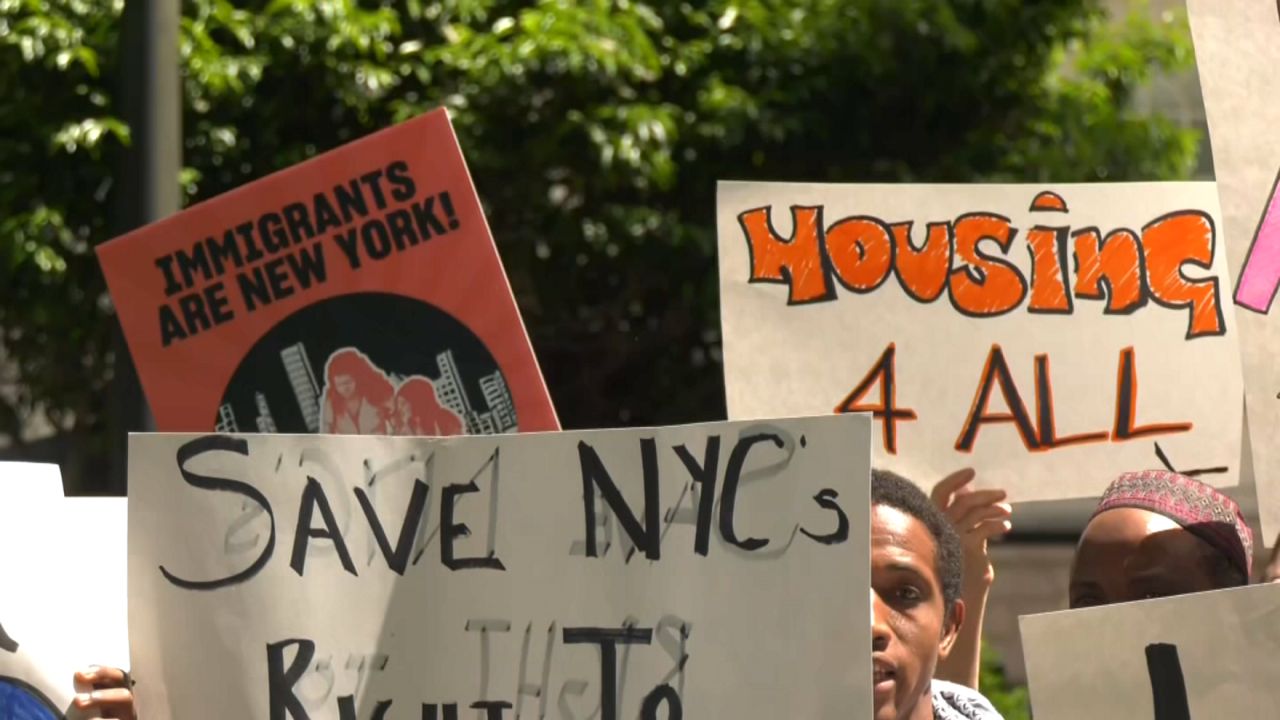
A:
[673,437,720,556]
[720,433,784,551]
[163,435,276,590]
[291,476,357,577]
[470,701,513,720]
[1145,643,1192,720]
[578,440,660,560]
[442,471,506,571]
[267,638,315,720]
[563,626,653,720]
[800,488,850,545]
[640,685,682,720]
[355,479,428,575]
[422,704,459,720]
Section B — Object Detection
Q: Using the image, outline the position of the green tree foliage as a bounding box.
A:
[0,1,1200,459]
[980,642,1032,719]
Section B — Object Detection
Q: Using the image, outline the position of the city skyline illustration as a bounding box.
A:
[216,342,517,436]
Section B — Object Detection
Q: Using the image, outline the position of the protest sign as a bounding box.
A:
[97,108,557,437]
[127,414,871,719]
[0,462,64,498]
[1021,584,1280,719]
[0,473,128,718]
[1189,0,1280,541]
[717,181,1243,501]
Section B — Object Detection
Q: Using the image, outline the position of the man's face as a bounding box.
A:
[1068,507,1223,608]
[871,504,961,720]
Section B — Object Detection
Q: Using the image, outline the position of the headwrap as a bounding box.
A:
[1092,469,1253,579]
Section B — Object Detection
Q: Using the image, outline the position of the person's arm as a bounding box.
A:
[72,666,135,720]
[930,468,1012,690]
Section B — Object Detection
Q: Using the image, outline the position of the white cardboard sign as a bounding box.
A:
[717,181,1243,500]
[1021,584,1280,719]
[0,462,64,499]
[127,416,871,719]
[1189,0,1280,542]
[0,464,128,718]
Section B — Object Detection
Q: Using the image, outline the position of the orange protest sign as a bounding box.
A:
[97,109,557,435]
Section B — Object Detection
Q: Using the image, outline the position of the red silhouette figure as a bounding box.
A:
[321,349,394,435]
[392,377,464,437]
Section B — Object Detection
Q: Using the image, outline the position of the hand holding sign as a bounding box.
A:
[72,667,135,720]
[931,468,1011,688]
[931,468,1012,586]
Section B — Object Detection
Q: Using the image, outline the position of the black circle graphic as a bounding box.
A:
[218,292,516,435]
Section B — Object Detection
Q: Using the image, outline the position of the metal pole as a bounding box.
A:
[103,0,180,494]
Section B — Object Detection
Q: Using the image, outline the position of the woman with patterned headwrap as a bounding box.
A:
[1068,469,1253,608]
[933,469,1253,691]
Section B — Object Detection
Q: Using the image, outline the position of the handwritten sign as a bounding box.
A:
[0,462,64,499]
[717,181,1244,500]
[97,109,557,437]
[0,469,127,718]
[1189,0,1280,540]
[127,415,871,719]
[1021,584,1280,719]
